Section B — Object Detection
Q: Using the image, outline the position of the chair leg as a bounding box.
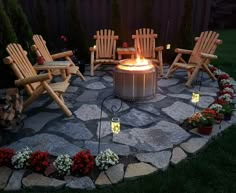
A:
[90,52,95,76]
[77,70,86,81]
[42,82,72,116]
[185,63,201,87]
[158,51,163,76]
[165,53,182,78]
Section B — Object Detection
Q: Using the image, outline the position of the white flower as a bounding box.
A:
[218,94,233,103]
[220,79,231,85]
[209,104,223,113]
[11,147,32,169]
[213,69,224,76]
[222,87,234,93]
[95,149,119,170]
[53,154,72,176]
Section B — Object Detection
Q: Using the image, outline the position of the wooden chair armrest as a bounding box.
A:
[175,48,193,54]
[155,46,164,52]
[51,50,73,60]
[89,47,96,52]
[15,73,51,86]
[201,53,218,60]
[34,61,70,70]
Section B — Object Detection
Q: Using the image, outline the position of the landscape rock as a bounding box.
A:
[0,167,12,190]
[105,164,124,184]
[171,147,187,165]
[4,170,25,191]
[76,90,99,102]
[85,82,106,90]
[180,138,208,154]
[65,176,95,190]
[95,172,111,186]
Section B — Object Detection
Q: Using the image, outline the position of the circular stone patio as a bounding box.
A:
[0,65,236,190]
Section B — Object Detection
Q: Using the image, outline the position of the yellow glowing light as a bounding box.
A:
[111,117,120,134]
[93,45,96,49]
[191,92,200,103]
[166,44,171,50]
[117,56,153,71]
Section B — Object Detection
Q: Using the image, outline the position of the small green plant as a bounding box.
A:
[95,149,119,170]
[53,154,72,176]
[11,147,32,169]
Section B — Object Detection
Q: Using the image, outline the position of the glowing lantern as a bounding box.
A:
[166,44,171,50]
[191,92,200,103]
[111,117,120,134]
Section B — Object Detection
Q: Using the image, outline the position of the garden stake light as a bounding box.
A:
[98,95,122,154]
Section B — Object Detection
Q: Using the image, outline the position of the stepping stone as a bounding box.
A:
[195,96,215,109]
[84,141,131,156]
[167,94,191,100]
[5,170,25,191]
[47,101,73,109]
[22,173,65,190]
[171,147,187,165]
[202,79,218,88]
[124,162,157,180]
[113,121,190,152]
[24,112,61,133]
[76,90,99,102]
[105,164,124,184]
[137,104,161,116]
[96,121,113,138]
[168,83,186,94]
[162,101,196,122]
[103,75,113,82]
[137,94,166,103]
[180,138,208,154]
[95,172,111,186]
[24,97,50,110]
[47,122,93,140]
[85,82,106,90]
[0,167,12,190]
[65,176,95,190]
[136,151,171,170]
[189,86,218,97]
[158,78,179,87]
[67,86,79,93]
[7,133,81,156]
[120,109,158,127]
[74,104,108,121]
[104,98,129,112]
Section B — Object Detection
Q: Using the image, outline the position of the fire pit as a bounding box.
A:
[113,58,156,101]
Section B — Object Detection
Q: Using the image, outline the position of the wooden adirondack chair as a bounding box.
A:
[32,34,85,81]
[90,29,119,76]
[3,43,72,117]
[132,28,164,76]
[165,31,222,87]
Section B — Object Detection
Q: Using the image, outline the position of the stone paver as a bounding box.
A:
[85,82,106,89]
[113,121,190,152]
[158,78,179,87]
[24,112,61,133]
[167,94,191,100]
[103,75,113,82]
[22,173,65,190]
[162,101,196,122]
[104,99,129,112]
[47,122,93,140]
[124,162,157,180]
[65,176,95,190]
[95,172,111,186]
[8,133,81,156]
[120,109,158,127]
[195,96,215,109]
[96,121,113,138]
[137,104,161,116]
[105,164,124,184]
[171,147,187,165]
[137,94,166,103]
[76,90,99,102]
[74,104,108,121]
[0,167,12,190]
[136,151,171,170]
[4,170,25,191]
[180,138,208,154]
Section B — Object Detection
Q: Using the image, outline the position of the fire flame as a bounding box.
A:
[117,55,153,71]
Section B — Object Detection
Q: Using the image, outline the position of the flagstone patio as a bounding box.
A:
[0,65,236,191]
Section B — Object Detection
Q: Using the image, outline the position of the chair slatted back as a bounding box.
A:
[189,31,219,64]
[132,28,157,58]
[33,35,53,62]
[6,44,40,95]
[94,29,118,59]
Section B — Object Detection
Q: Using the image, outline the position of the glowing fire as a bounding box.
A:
[117,55,153,71]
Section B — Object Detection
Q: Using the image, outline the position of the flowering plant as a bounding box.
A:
[208,64,217,72]
[220,84,234,90]
[209,104,223,113]
[11,147,32,169]
[222,87,234,93]
[213,69,224,76]
[72,150,94,175]
[95,149,119,170]
[0,148,14,167]
[220,79,231,85]
[29,151,49,173]
[217,73,230,80]
[213,98,229,106]
[53,154,72,176]
[221,103,234,115]
[218,93,233,103]
[188,109,217,127]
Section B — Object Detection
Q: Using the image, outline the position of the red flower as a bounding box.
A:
[218,74,230,80]
[0,148,14,167]
[72,150,94,175]
[213,99,229,105]
[29,151,49,173]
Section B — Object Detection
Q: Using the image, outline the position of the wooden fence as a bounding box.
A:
[19,0,211,50]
